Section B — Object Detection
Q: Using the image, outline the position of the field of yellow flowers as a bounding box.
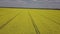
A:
[0,8,60,34]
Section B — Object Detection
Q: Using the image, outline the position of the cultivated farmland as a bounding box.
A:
[0,8,60,34]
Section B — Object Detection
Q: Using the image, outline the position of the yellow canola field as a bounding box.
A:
[0,8,60,34]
